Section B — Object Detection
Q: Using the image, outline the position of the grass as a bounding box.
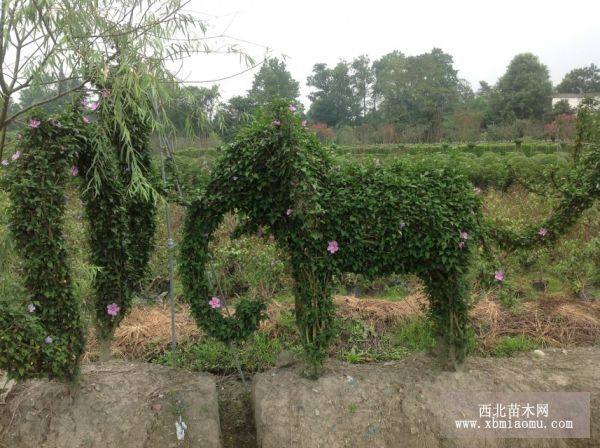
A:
[377,284,409,301]
[492,335,538,357]
[391,318,437,353]
[155,332,288,373]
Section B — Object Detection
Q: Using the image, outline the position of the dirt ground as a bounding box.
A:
[253,347,600,448]
[217,375,257,448]
[0,361,221,448]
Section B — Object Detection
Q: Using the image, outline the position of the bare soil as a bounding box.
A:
[253,347,600,448]
[0,361,221,448]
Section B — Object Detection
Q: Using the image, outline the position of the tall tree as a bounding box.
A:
[490,53,552,121]
[372,51,406,120]
[372,48,462,140]
[556,64,600,94]
[215,95,256,141]
[350,55,374,120]
[166,85,220,135]
[248,57,300,106]
[307,62,360,126]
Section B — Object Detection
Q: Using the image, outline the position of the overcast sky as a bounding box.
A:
[179,0,600,106]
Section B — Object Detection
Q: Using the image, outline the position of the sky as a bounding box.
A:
[178,0,600,107]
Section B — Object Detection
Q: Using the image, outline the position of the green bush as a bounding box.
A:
[181,100,481,374]
[0,109,85,380]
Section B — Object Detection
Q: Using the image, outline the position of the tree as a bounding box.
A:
[350,55,374,120]
[307,62,360,127]
[556,64,600,94]
[166,85,221,136]
[248,57,299,106]
[372,48,462,140]
[490,53,552,121]
[552,99,574,116]
[371,50,406,121]
[0,0,221,162]
[215,95,256,141]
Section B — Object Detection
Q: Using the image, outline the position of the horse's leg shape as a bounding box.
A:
[421,268,471,370]
[293,265,336,377]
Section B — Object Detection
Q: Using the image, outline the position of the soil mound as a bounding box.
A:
[0,360,221,448]
[253,347,599,447]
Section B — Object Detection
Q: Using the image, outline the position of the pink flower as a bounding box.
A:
[286,208,293,216]
[70,166,79,176]
[473,187,482,195]
[11,151,21,161]
[83,116,91,124]
[1,160,8,167]
[458,241,465,249]
[289,104,297,112]
[44,336,53,344]
[538,227,548,237]
[28,118,41,129]
[101,89,110,98]
[327,240,339,254]
[88,101,99,111]
[209,296,221,309]
[80,98,88,107]
[302,120,308,127]
[272,120,281,126]
[27,303,36,313]
[494,271,505,282]
[460,231,469,240]
[106,303,120,316]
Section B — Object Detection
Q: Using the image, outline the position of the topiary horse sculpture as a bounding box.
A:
[180,101,481,373]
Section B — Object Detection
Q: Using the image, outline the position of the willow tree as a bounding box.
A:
[0,0,252,163]
[0,0,255,379]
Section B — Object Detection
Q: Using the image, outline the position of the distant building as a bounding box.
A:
[551,93,600,110]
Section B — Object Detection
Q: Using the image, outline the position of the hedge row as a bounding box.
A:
[334,141,569,156]
[172,145,572,193]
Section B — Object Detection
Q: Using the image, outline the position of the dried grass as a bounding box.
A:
[83,293,600,362]
[84,304,200,362]
[471,295,600,350]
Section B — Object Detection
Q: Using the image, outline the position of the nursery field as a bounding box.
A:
[1,92,599,447]
[172,140,574,193]
[3,138,597,447]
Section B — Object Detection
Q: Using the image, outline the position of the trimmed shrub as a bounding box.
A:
[181,101,481,374]
[0,109,85,380]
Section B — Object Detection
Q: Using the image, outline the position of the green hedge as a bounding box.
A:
[181,101,481,374]
[335,141,568,156]
[0,109,85,380]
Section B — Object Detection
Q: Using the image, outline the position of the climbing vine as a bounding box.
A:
[76,83,158,343]
[181,100,481,373]
[485,100,600,251]
[0,79,158,378]
[0,108,85,380]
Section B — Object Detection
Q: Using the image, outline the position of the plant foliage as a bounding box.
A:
[0,81,158,378]
[0,108,85,380]
[181,100,482,373]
